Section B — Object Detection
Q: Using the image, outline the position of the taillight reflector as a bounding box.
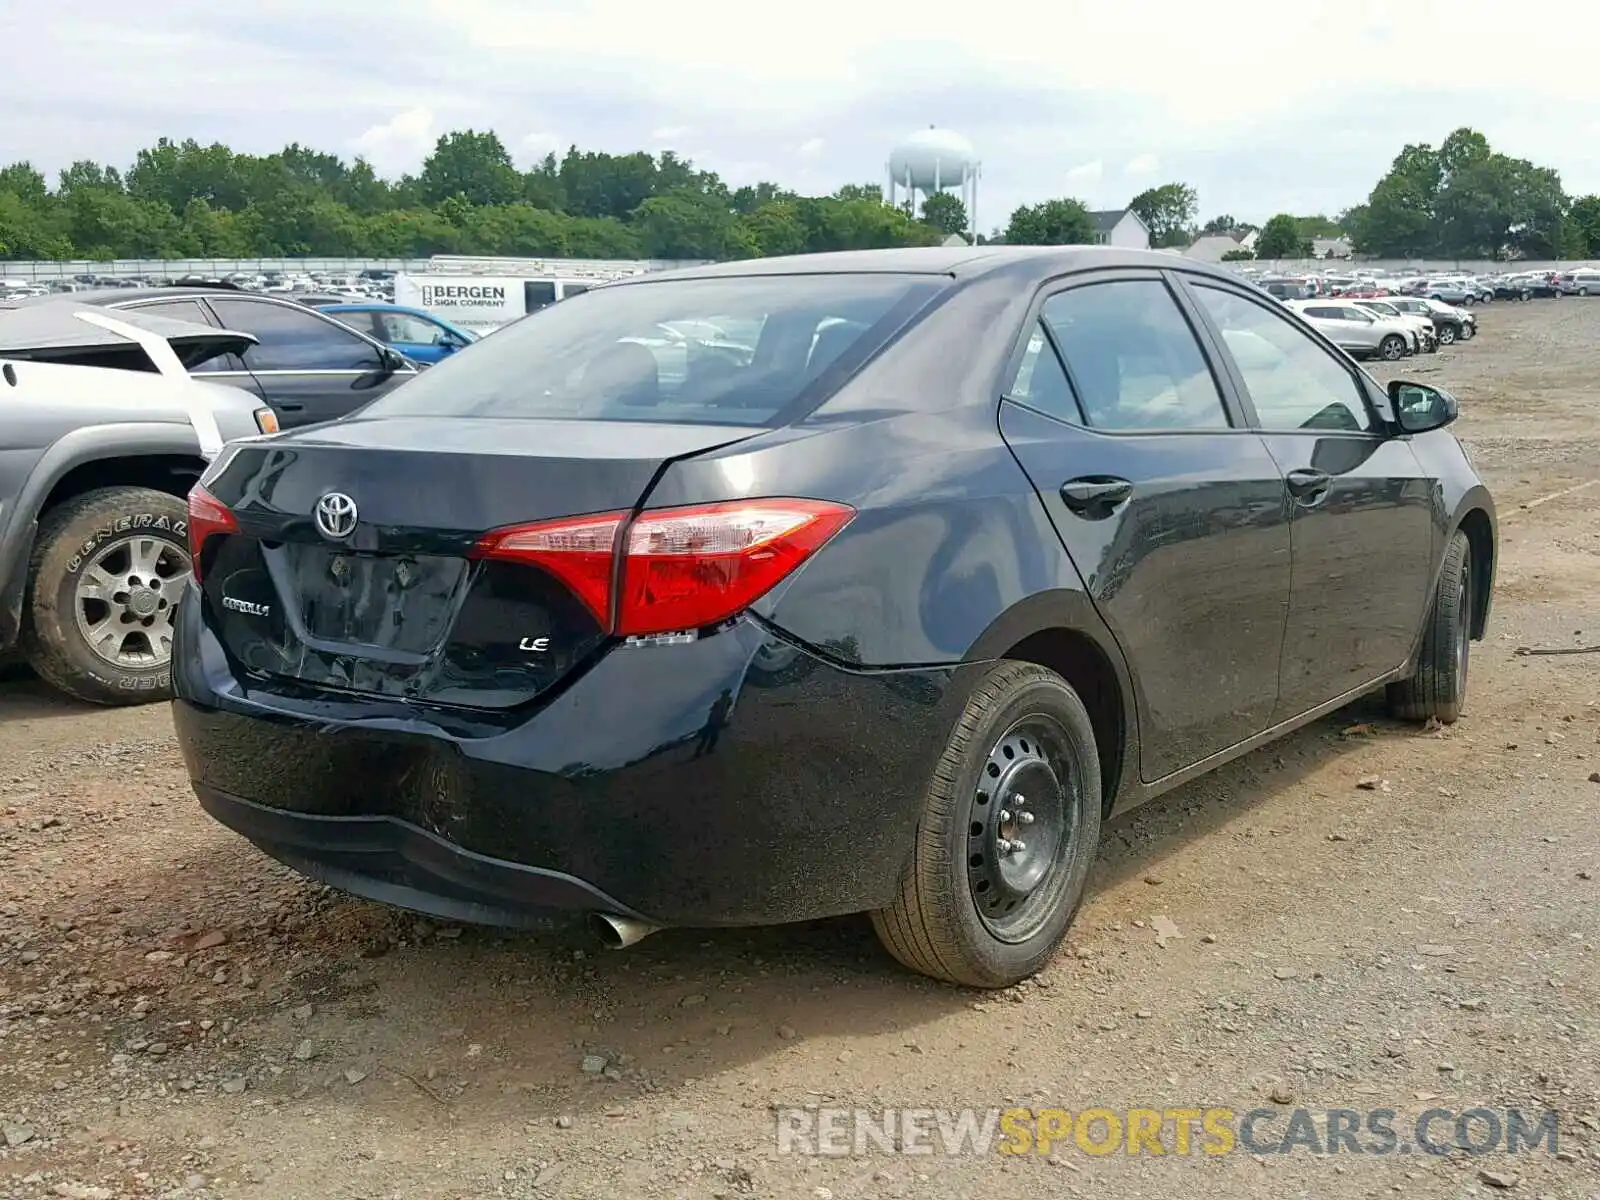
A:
[186,483,238,581]
[472,499,855,636]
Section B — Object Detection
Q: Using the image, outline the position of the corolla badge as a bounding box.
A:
[314,492,358,540]
[221,595,270,617]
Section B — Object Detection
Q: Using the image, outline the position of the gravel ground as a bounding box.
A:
[1,298,1597,1200]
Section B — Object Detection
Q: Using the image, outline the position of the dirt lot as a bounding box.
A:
[1,298,1597,1200]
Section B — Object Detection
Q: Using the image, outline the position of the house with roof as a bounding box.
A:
[1184,229,1260,263]
[1089,209,1151,250]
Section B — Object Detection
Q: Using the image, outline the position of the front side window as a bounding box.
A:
[379,312,448,343]
[1037,280,1230,431]
[207,299,384,372]
[1191,284,1374,434]
[326,309,379,338]
[362,274,942,427]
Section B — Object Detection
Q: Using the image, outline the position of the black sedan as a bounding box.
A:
[171,247,1496,988]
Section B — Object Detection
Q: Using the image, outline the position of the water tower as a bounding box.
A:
[885,126,981,242]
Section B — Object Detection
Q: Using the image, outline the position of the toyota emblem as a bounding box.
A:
[314,492,358,540]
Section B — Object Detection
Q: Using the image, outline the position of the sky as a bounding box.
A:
[7,0,1600,233]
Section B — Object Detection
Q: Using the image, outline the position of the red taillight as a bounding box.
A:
[471,510,627,626]
[186,483,238,581]
[472,499,855,636]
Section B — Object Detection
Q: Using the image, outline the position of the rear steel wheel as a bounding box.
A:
[872,661,1102,988]
[966,720,1079,943]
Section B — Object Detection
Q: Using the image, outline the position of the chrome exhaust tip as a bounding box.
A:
[589,912,662,949]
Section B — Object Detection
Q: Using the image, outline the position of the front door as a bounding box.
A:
[200,297,416,428]
[1181,280,1436,719]
[998,273,1293,782]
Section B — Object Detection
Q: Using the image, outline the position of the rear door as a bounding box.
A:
[199,296,417,428]
[997,271,1293,782]
[1180,278,1436,718]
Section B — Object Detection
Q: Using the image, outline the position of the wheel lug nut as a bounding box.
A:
[995,838,1012,854]
[1017,811,1035,825]
[998,809,1012,822]
[1010,839,1026,852]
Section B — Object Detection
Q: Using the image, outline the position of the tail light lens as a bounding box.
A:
[186,483,238,581]
[472,510,626,626]
[473,498,854,636]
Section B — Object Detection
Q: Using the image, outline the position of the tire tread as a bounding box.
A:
[871,661,1099,987]
[1387,530,1471,723]
[21,486,188,706]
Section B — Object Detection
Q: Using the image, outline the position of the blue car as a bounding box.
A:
[317,303,477,365]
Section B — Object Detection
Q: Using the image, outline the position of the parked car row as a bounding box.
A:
[1284,295,1477,360]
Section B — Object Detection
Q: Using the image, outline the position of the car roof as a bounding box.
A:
[21,285,284,307]
[619,245,1245,287]
[318,303,435,318]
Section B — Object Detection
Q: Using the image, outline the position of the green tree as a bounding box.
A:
[1255,213,1311,259]
[633,190,757,259]
[1005,198,1096,245]
[1220,248,1254,262]
[1128,182,1198,248]
[1567,195,1600,257]
[920,190,969,237]
[1201,214,1238,235]
[0,162,50,205]
[418,130,522,208]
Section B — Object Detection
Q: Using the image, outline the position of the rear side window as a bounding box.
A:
[1036,280,1230,431]
[207,299,385,372]
[362,274,943,427]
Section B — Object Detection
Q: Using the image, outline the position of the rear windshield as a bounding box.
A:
[361,273,943,426]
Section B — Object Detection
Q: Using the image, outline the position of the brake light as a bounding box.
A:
[186,483,238,581]
[471,510,626,626]
[472,499,855,636]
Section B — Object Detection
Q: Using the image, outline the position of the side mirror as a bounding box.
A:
[378,346,406,374]
[1389,380,1458,434]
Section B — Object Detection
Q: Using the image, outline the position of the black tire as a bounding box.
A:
[1379,335,1406,361]
[1386,530,1472,724]
[21,486,191,706]
[871,661,1102,988]
[1437,324,1457,345]
[1580,287,1589,297]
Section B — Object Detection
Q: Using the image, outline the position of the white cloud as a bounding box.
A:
[516,130,563,166]
[350,107,436,175]
[6,0,1600,226]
